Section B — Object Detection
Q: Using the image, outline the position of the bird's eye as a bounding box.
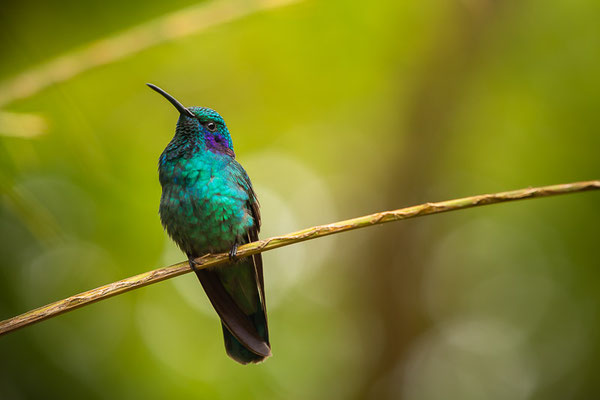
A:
[205,122,217,132]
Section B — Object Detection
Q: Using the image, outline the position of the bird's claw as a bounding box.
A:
[188,257,202,272]
[228,243,239,263]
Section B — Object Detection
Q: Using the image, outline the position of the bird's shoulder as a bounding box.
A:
[226,160,261,231]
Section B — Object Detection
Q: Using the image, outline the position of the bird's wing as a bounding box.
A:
[246,193,268,343]
[234,160,268,341]
[194,160,270,363]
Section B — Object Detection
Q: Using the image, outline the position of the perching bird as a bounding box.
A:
[148,83,270,364]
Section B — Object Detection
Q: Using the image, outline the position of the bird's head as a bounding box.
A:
[147,83,234,156]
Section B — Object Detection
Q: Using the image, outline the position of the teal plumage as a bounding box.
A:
[159,150,254,253]
[149,84,270,364]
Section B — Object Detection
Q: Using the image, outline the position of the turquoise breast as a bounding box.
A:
[159,152,254,256]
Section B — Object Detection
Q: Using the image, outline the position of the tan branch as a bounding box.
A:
[1,180,598,335]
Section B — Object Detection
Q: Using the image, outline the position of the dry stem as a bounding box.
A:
[0,180,598,335]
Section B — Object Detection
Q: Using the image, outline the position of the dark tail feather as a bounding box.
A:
[194,253,270,364]
[221,306,269,364]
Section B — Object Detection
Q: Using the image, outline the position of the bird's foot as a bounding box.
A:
[228,243,239,263]
[188,257,202,272]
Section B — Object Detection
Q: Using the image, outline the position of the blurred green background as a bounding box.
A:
[1,0,599,399]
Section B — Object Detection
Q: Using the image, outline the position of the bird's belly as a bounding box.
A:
[159,181,252,255]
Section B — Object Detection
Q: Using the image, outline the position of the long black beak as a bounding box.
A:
[146,83,195,118]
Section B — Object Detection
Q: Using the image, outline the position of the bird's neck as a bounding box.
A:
[161,135,202,162]
[159,137,234,186]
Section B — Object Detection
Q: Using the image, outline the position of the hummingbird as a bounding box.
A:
[147,83,270,364]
